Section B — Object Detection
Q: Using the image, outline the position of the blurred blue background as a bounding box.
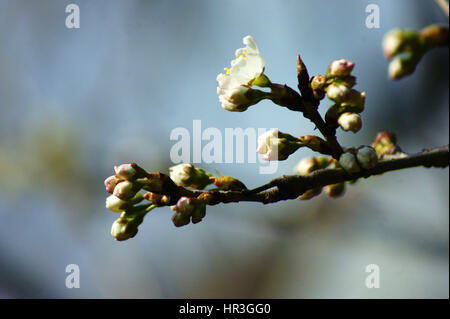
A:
[0,0,448,298]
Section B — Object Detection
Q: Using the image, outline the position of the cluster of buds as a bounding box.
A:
[338,146,378,174]
[105,163,180,241]
[383,24,449,79]
[171,195,210,227]
[315,59,367,133]
[104,163,149,212]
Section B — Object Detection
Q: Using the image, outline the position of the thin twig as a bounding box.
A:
[166,145,449,206]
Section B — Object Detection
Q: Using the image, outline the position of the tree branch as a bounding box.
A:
[169,145,449,205]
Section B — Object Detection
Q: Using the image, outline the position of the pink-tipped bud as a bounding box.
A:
[114,163,147,181]
[114,163,137,180]
[173,197,195,216]
[328,59,355,77]
[104,175,121,194]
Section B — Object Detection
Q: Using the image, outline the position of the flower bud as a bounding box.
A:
[171,212,191,227]
[169,163,213,189]
[388,57,417,80]
[113,180,141,200]
[340,90,366,112]
[104,175,121,194]
[356,146,378,169]
[311,75,327,90]
[210,176,247,191]
[328,59,355,77]
[298,187,322,200]
[294,157,317,176]
[111,217,138,241]
[374,131,397,145]
[294,156,329,175]
[337,112,362,133]
[325,183,346,198]
[257,129,301,161]
[326,83,351,103]
[170,196,207,227]
[372,131,399,155]
[105,195,129,213]
[191,204,206,224]
[173,196,196,216]
[114,163,147,181]
[339,152,361,174]
[382,29,406,59]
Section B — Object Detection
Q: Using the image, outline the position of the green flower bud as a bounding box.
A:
[110,204,155,241]
[339,152,361,174]
[388,56,417,80]
[372,131,399,155]
[191,204,206,224]
[171,212,190,227]
[356,146,378,169]
[383,29,409,59]
[111,217,139,241]
[325,183,346,198]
